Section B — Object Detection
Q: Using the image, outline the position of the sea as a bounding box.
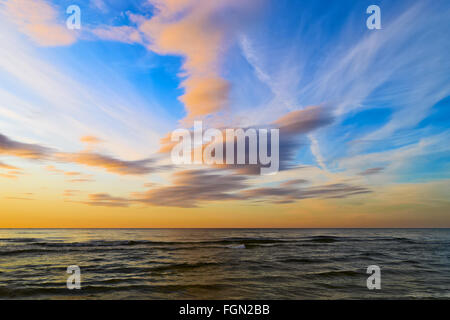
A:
[0,229,449,299]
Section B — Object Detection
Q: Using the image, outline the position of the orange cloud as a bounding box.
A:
[45,165,66,174]
[0,133,51,159]
[68,178,94,183]
[0,173,18,179]
[64,171,81,176]
[63,189,80,197]
[132,169,247,207]
[0,161,18,170]
[0,132,159,177]
[80,136,103,144]
[157,133,176,153]
[138,0,264,122]
[55,151,155,175]
[3,0,76,46]
[84,193,131,207]
[158,106,333,174]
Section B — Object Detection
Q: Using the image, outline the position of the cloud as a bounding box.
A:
[226,106,333,173]
[0,173,18,179]
[279,179,309,188]
[45,165,64,173]
[158,105,333,174]
[64,171,81,176]
[158,132,178,154]
[308,134,326,169]
[91,0,108,13]
[242,182,371,204]
[63,189,80,197]
[359,167,384,176]
[297,183,371,199]
[272,106,334,172]
[339,131,450,182]
[136,0,264,122]
[274,106,333,136]
[0,133,51,159]
[0,161,19,170]
[0,11,169,163]
[45,163,94,182]
[88,1,263,123]
[0,132,162,177]
[80,136,103,144]
[0,168,23,179]
[91,26,144,44]
[132,169,247,207]
[68,178,94,183]
[5,196,33,200]
[83,193,130,207]
[87,169,370,208]
[2,0,76,46]
[236,1,450,179]
[45,164,91,179]
[55,151,156,176]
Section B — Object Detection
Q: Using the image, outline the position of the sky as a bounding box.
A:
[0,0,449,228]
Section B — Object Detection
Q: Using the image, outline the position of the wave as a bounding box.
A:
[308,270,361,278]
[50,261,222,275]
[0,235,418,257]
[0,248,54,256]
[151,262,220,272]
[10,238,291,249]
[0,238,40,243]
[278,258,322,264]
[35,240,158,247]
[307,236,340,243]
[0,282,230,298]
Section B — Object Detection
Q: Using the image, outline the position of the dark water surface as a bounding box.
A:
[0,229,448,299]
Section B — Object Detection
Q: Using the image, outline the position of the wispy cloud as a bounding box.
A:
[91,25,144,44]
[1,131,161,176]
[90,0,108,13]
[2,0,76,46]
[0,133,51,159]
[80,136,103,145]
[134,0,266,123]
[359,167,384,176]
[0,0,449,227]
[132,169,247,207]
[55,151,156,175]
[158,105,333,174]
[0,13,169,161]
[0,161,19,170]
[237,0,450,176]
[0,173,19,179]
[83,193,131,207]
[242,182,371,204]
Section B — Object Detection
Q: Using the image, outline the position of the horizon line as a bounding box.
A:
[1,227,449,229]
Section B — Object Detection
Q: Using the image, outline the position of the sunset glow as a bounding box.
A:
[0,0,449,228]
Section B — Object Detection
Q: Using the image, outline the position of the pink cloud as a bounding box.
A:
[3,0,76,46]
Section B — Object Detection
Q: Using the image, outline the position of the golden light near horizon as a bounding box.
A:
[0,0,449,228]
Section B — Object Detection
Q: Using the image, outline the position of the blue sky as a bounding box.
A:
[0,0,449,227]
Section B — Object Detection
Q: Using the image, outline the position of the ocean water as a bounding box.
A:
[0,229,449,299]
